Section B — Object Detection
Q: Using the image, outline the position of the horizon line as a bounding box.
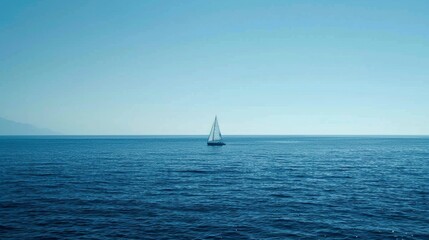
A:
[1,134,428,137]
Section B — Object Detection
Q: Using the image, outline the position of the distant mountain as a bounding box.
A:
[0,117,58,135]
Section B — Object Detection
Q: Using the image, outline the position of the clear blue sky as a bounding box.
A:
[1,0,428,135]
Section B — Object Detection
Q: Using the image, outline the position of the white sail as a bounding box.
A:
[208,116,223,142]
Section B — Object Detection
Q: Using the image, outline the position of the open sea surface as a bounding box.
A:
[0,136,428,239]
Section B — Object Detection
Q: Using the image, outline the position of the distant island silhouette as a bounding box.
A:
[0,117,58,135]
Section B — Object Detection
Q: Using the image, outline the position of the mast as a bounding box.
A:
[214,115,217,141]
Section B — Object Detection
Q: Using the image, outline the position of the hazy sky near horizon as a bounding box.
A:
[1,0,428,134]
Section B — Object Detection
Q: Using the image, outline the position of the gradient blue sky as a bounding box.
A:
[1,0,428,134]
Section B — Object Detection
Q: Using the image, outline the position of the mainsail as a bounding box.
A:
[207,116,224,144]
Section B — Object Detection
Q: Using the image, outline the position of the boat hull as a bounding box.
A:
[207,142,226,146]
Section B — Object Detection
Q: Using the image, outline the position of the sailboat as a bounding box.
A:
[207,116,225,146]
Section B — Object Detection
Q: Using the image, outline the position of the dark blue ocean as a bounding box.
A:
[1,136,428,239]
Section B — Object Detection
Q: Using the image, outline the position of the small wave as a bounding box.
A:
[174,169,215,174]
[0,225,17,231]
